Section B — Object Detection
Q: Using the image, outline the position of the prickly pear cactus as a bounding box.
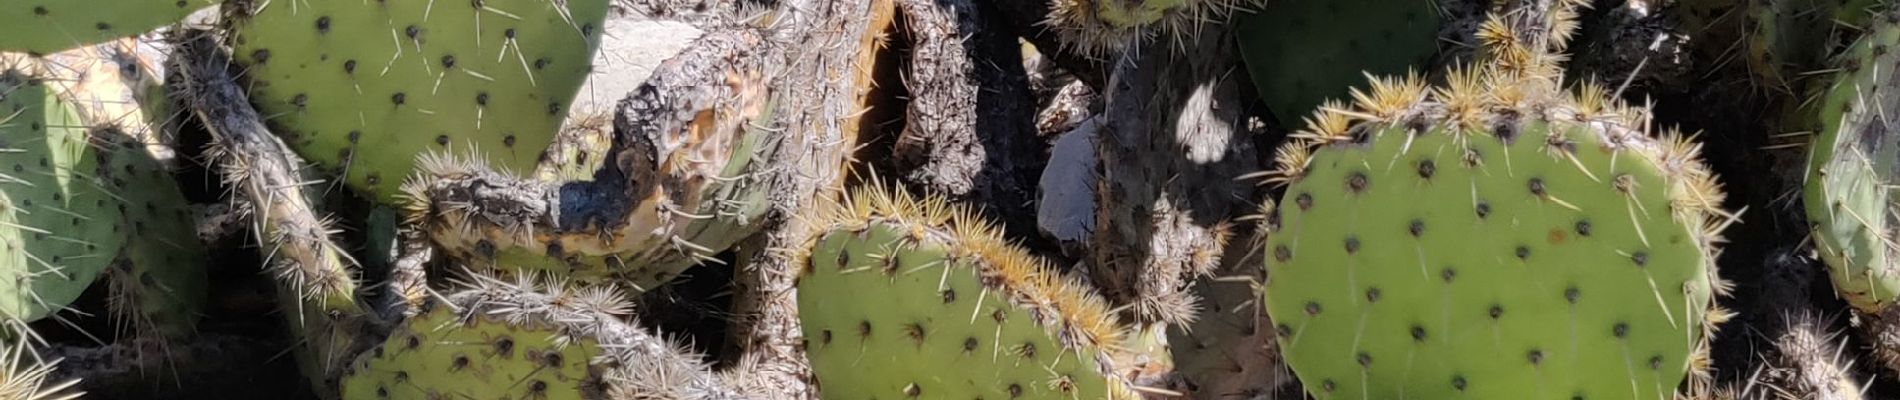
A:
[1804,15,1900,313]
[0,0,217,54]
[0,65,127,327]
[224,0,611,203]
[796,186,1140,399]
[339,302,606,400]
[340,273,750,400]
[1235,0,1441,120]
[1261,67,1733,397]
[0,52,205,339]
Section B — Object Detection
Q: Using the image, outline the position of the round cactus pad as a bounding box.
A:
[227,0,610,203]
[1265,119,1718,399]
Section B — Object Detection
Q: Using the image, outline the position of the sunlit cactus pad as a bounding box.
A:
[1262,70,1732,399]
[796,186,1140,400]
[225,0,609,202]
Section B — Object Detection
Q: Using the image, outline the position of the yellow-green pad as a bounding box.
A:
[0,68,125,324]
[799,222,1124,399]
[227,0,609,203]
[340,305,605,400]
[0,0,217,54]
[1236,0,1439,120]
[1265,122,1713,399]
[1805,19,1900,313]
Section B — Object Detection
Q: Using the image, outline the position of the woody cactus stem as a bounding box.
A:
[888,0,1042,234]
[722,0,896,397]
[403,27,772,291]
[168,31,378,394]
[169,32,361,316]
[1089,27,1259,328]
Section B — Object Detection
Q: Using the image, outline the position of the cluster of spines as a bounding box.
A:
[795,182,1140,399]
[0,339,80,400]
[1043,0,1263,56]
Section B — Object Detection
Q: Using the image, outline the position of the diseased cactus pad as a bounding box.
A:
[0,66,125,324]
[1804,18,1900,313]
[1263,73,1730,398]
[797,187,1139,400]
[225,0,610,203]
[0,0,217,54]
[339,304,605,400]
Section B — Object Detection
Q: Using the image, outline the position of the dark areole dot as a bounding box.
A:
[1417,159,1436,178]
[1344,236,1361,254]
[1475,201,1491,218]
[1613,322,1630,338]
[316,16,331,33]
[1488,305,1503,319]
[1296,193,1313,210]
[1529,177,1547,196]
[1365,287,1381,303]
[1632,251,1649,267]
[1410,325,1427,342]
[1515,245,1530,260]
[1408,219,1425,237]
[1347,171,1368,193]
[1305,301,1322,316]
[1575,220,1592,236]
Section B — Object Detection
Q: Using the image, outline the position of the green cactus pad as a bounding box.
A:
[226,0,610,203]
[1263,75,1728,399]
[0,66,126,325]
[797,187,1139,400]
[0,0,217,54]
[1236,0,1440,121]
[1804,18,1900,313]
[339,304,605,400]
[96,133,206,339]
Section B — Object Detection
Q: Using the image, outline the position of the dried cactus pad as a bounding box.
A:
[0,0,217,54]
[1263,74,1729,398]
[797,187,1139,400]
[339,304,605,400]
[226,0,609,203]
[1805,17,1900,313]
[0,66,125,324]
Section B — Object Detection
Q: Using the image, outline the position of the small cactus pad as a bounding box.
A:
[1236,0,1440,121]
[97,133,206,339]
[225,0,610,203]
[342,273,747,399]
[0,0,216,54]
[0,65,126,325]
[796,186,1139,400]
[1263,70,1731,399]
[1804,17,1900,313]
[338,302,606,400]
